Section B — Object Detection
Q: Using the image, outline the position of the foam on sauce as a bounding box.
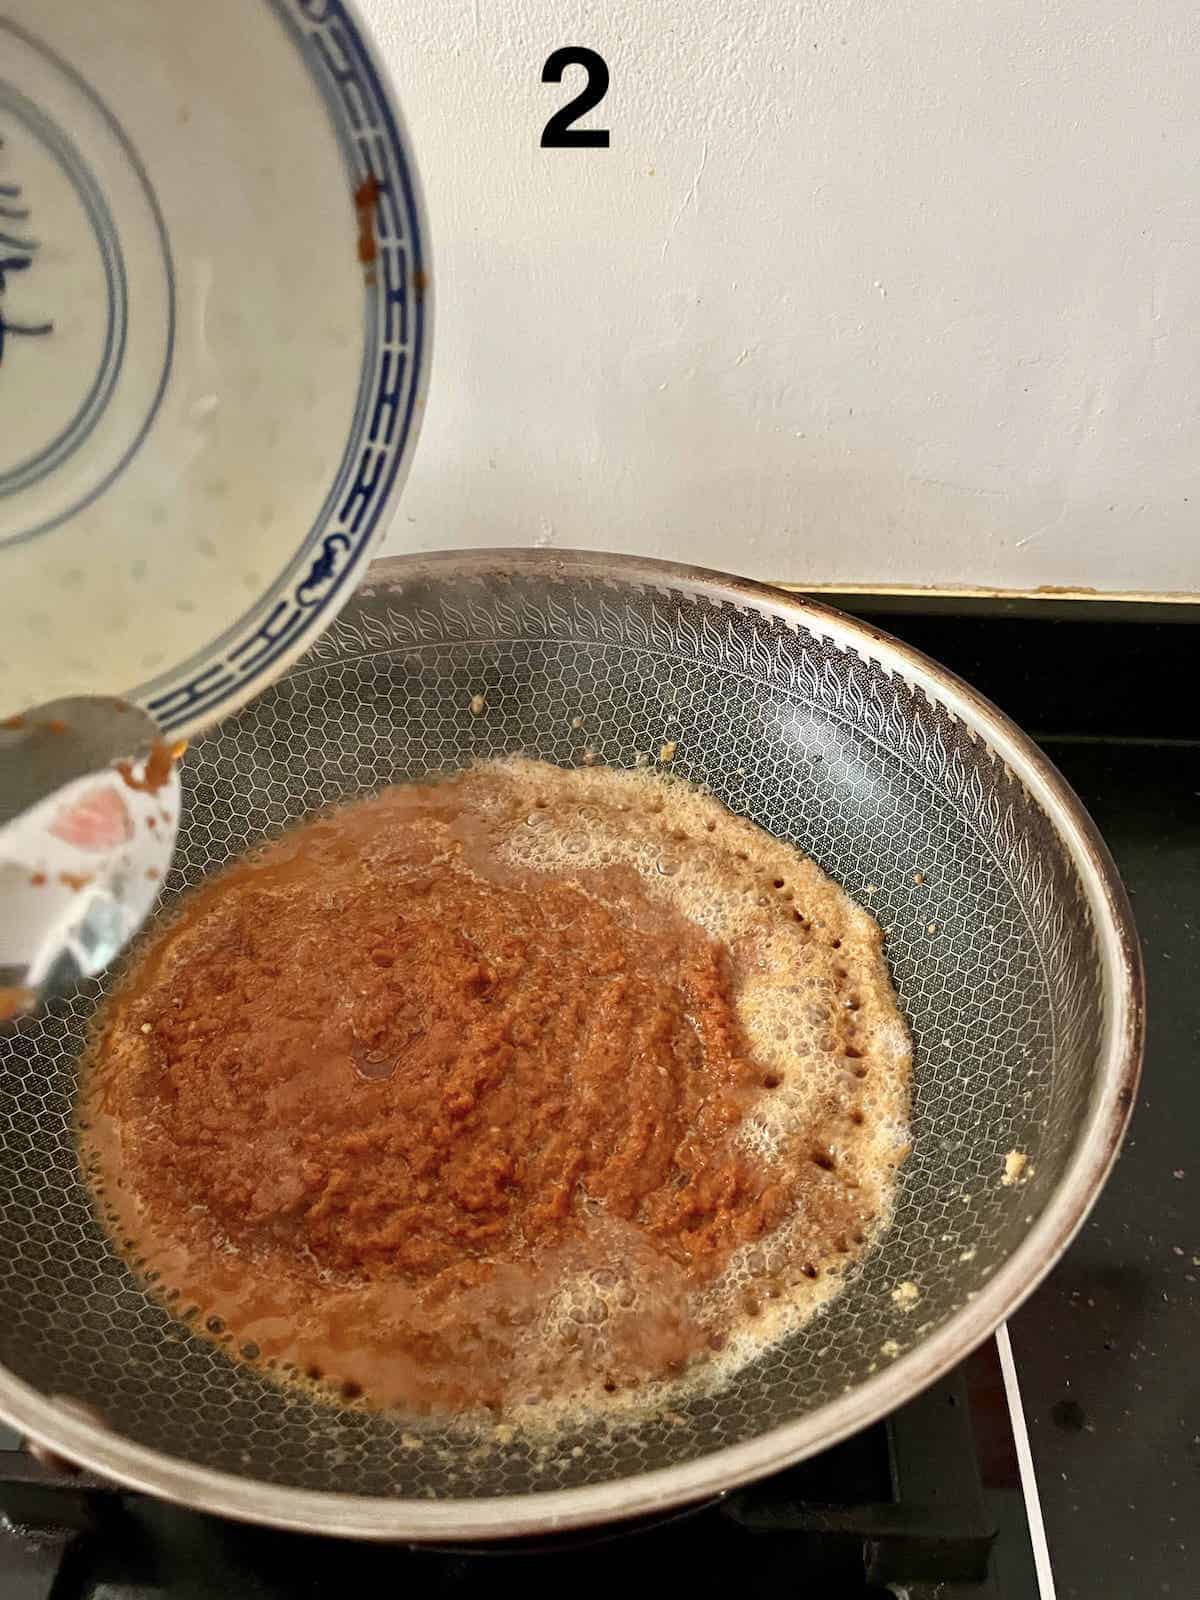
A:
[78,759,911,1428]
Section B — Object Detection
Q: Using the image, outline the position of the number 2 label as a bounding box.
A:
[541,48,610,148]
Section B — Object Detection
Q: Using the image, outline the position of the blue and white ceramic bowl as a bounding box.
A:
[0,0,430,736]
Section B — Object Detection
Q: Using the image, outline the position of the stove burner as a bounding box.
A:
[0,1358,1032,1599]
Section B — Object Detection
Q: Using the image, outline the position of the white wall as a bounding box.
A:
[366,0,1200,594]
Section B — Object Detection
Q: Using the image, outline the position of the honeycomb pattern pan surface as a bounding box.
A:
[0,550,1142,1539]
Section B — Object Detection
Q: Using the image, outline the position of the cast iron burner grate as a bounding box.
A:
[0,1355,1038,1599]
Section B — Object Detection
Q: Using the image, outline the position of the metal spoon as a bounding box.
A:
[0,698,181,1022]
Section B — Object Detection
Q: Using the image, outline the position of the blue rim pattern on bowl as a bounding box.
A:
[131,0,429,736]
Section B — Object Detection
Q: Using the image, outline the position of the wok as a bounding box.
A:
[0,550,1142,1538]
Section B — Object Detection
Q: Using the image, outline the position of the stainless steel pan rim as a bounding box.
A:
[0,549,1144,1541]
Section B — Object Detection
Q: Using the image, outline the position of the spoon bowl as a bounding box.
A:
[0,696,179,1018]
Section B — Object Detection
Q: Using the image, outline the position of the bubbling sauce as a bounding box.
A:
[78,760,911,1424]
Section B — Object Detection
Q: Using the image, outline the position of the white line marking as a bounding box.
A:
[996,1322,1057,1600]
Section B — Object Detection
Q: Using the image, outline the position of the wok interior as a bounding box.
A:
[0,562,1103,1502]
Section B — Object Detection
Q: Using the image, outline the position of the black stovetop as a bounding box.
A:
[2,600,1195,1600]
[845,600,1199,1600]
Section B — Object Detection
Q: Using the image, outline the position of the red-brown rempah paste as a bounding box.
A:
[79,760,910,1423]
